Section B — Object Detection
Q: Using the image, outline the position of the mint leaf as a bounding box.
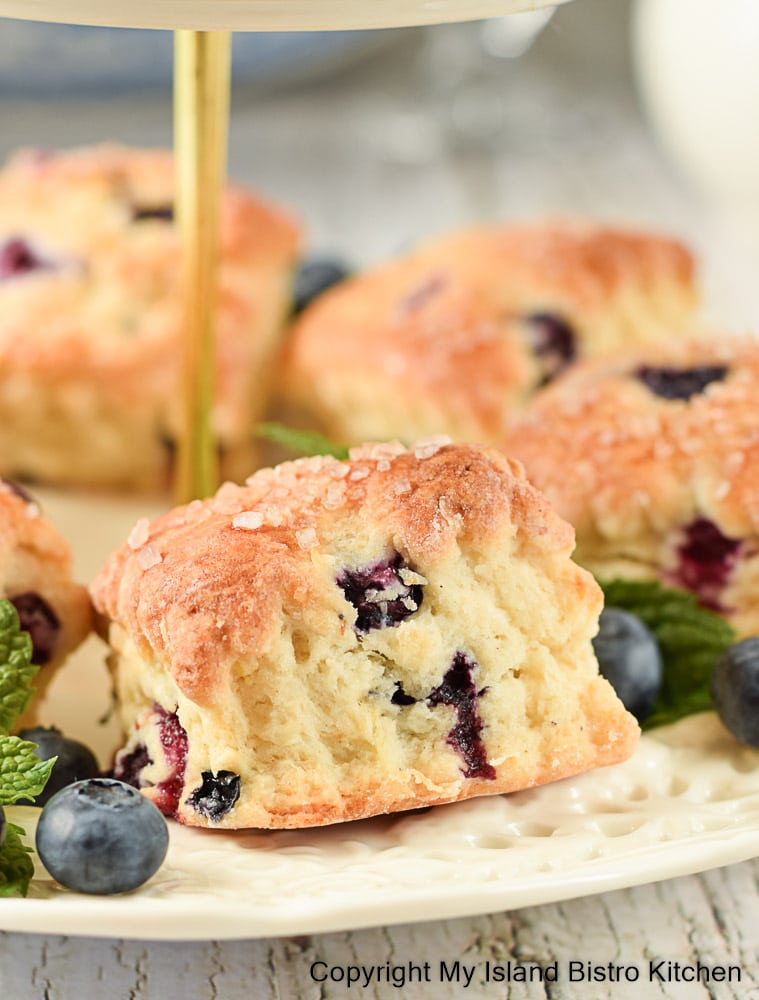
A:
[0,601,36,734]
[0,736,54,804]
[0,822,34,897]
[598,579,736,730]
[255,422,350,460]
[0,599,52,896]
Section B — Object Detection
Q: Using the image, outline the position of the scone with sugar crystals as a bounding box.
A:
[0,144,300,490]
[278,221,697,447]
[91,440,638,830]
[507,335,759,637]
[0,481,92,727]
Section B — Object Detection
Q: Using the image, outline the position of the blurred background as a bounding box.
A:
[0,0,757,327]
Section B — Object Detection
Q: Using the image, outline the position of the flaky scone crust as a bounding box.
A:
[278,220,697,445]
[93,442,576,701]
[92,442,638,829]
[0,145,300,489]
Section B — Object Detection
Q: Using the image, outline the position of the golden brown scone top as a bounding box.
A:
[280,220,697,443]
[0,480,73,574]
[0,144,300,378]
[91,441,579,706]
[507,334,759,543]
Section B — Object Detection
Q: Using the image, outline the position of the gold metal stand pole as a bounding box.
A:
[173,30,232,503]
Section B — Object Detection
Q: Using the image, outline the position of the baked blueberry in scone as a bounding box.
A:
[91,440,638,830]
[277,221,697,447]
[507,335,759,638]
[0,144,300,491]
[0,480,92,727]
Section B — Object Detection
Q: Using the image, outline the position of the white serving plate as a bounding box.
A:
[0,0,567,31]
[2,490,758,941]
[3,714,759,940]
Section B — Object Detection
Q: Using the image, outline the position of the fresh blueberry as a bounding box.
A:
[8,592,60,665]
[0,805,5,849]
[524,312,577,385]
[428,651,495,780]
[337,554,424,634]
[635,364,728,401]
[592,608,662,722]
[710,638,759,746]
[35,778,169,895]
[16,726,100,806]
[292,257,350,315]
[675,518,740,611]
[186,770,240,821]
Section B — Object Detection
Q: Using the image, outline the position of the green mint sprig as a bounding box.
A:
[0,737,54,805]
[0,823,34,898]
[0,600,54,896]
[255,422,349,461]
[0,603,38,733]
[598,579,736,730]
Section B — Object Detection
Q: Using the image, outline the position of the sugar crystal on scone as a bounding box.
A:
[91,441,638,830]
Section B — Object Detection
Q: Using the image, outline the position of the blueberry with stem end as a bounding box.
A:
[592,608,662,722]
[35,778,169,895]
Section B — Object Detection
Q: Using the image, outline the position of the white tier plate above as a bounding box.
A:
[0,0,568,31]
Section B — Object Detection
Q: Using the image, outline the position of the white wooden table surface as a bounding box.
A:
[2,2,759,996]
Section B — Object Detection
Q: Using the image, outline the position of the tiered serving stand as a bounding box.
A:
[0,0,567,503]
[3,4,759,974]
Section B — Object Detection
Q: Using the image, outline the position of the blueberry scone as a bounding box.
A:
[0,144,300,491]
[507,335,759,637]
[277,221,697,447]
[91,440,638,830]
[0,480,92,727]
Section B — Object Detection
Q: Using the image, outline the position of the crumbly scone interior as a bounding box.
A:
[98,443,638,829]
